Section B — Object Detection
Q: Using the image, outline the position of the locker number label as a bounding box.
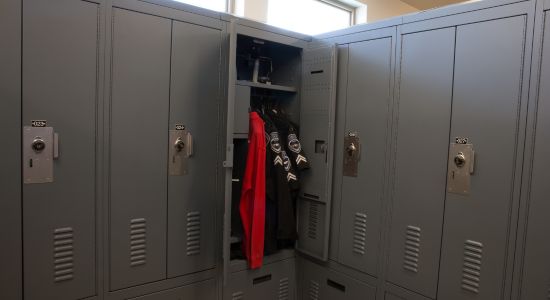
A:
[175,124,186,130]
[455,137,469,144]
[31,120,47,127]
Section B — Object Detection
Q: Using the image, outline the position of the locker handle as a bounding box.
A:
[469,150,475,174]
[327,279,346,292]
[53,133,59,159]
[253,274,272,285]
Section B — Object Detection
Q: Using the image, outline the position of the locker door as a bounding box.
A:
[297,42,338,261]
[520,10,550,300]
[167,20,221,277]
[22,0,99,298]
[110,8,171,290]
[338,37,393,276]
[387,28,455,298]
[438,16,527,299]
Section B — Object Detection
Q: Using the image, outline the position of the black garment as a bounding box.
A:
[264,125,279,255]
[268,110,310,174]
[286,127,310,171]
[264,118,298,242]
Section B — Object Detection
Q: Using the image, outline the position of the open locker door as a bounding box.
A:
[296,41,338,261]
[222,20,237,285]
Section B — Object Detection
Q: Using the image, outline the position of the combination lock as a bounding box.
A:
[31,137,46,152]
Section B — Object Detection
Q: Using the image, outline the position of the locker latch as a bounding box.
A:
[169,125,194,176]
[343,132,361,177]
[447,137,475,195]
[23,122,59,184]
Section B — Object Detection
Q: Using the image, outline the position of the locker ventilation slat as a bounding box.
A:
[231,291,244,300]
[129,218,147,267]
[53,227,74,282]
[352,212,367,255]
[307,202,319,240]
[461,240,483,294]
[279,277,290,300]
[308,280,319,300]
[403,225,421,273]
[186,211,201,256]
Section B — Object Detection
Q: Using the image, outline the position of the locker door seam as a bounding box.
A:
[435,25,457,298]
[165,18,173,279]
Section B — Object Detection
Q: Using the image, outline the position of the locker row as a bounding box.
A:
[1,0,550,299]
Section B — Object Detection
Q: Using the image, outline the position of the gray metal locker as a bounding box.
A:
[519,9,550,300]
[297,44,338,261]
[21,0,99,298]
[0,0,22,299]
[167,19,221,278]
[110,8,171,290]
[129,279,217,300]
[387,27,456,298]
[438,15,528,299]
[338,37,393,276]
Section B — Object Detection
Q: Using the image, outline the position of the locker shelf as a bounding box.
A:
[236,80,297,93]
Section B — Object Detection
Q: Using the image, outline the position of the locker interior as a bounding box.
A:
[1,0,549,299]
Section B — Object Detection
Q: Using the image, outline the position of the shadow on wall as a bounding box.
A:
[358,0,479,23]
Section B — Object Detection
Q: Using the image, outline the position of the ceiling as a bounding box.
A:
[399,0,471,10]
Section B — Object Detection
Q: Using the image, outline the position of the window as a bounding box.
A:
[267,0,353,35]
[173,0,227,12]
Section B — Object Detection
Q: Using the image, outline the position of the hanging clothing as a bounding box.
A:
[269,110,310,173]
[239,111,266,269]
[264,115,299,243]
[286,127,310,171]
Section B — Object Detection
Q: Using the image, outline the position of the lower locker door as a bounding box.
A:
[519,10,550,300]
[338,37,393,276]
[167,19,221,278]
[224,259,296,300]
[22,0,99,298]
[438,16,528,299]
[129,279,217,300]
[301,259,376,300]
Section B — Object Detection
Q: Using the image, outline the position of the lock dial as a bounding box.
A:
[454,152,466,168]
[31,137,46,152]
[174,138,185,152]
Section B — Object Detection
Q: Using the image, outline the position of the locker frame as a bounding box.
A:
[0,0,22,299]
[512,0,550,299]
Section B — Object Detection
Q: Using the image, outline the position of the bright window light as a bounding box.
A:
[267,0,352,35]
[172,0,227,12]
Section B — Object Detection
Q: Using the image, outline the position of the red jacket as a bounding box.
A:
[239,112,266,269]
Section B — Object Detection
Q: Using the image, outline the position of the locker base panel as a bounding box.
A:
[127,278,217,300]
[383,282,433,300]
[224,258,297,300]
[299,257,377,300]
[105,268,218,300]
